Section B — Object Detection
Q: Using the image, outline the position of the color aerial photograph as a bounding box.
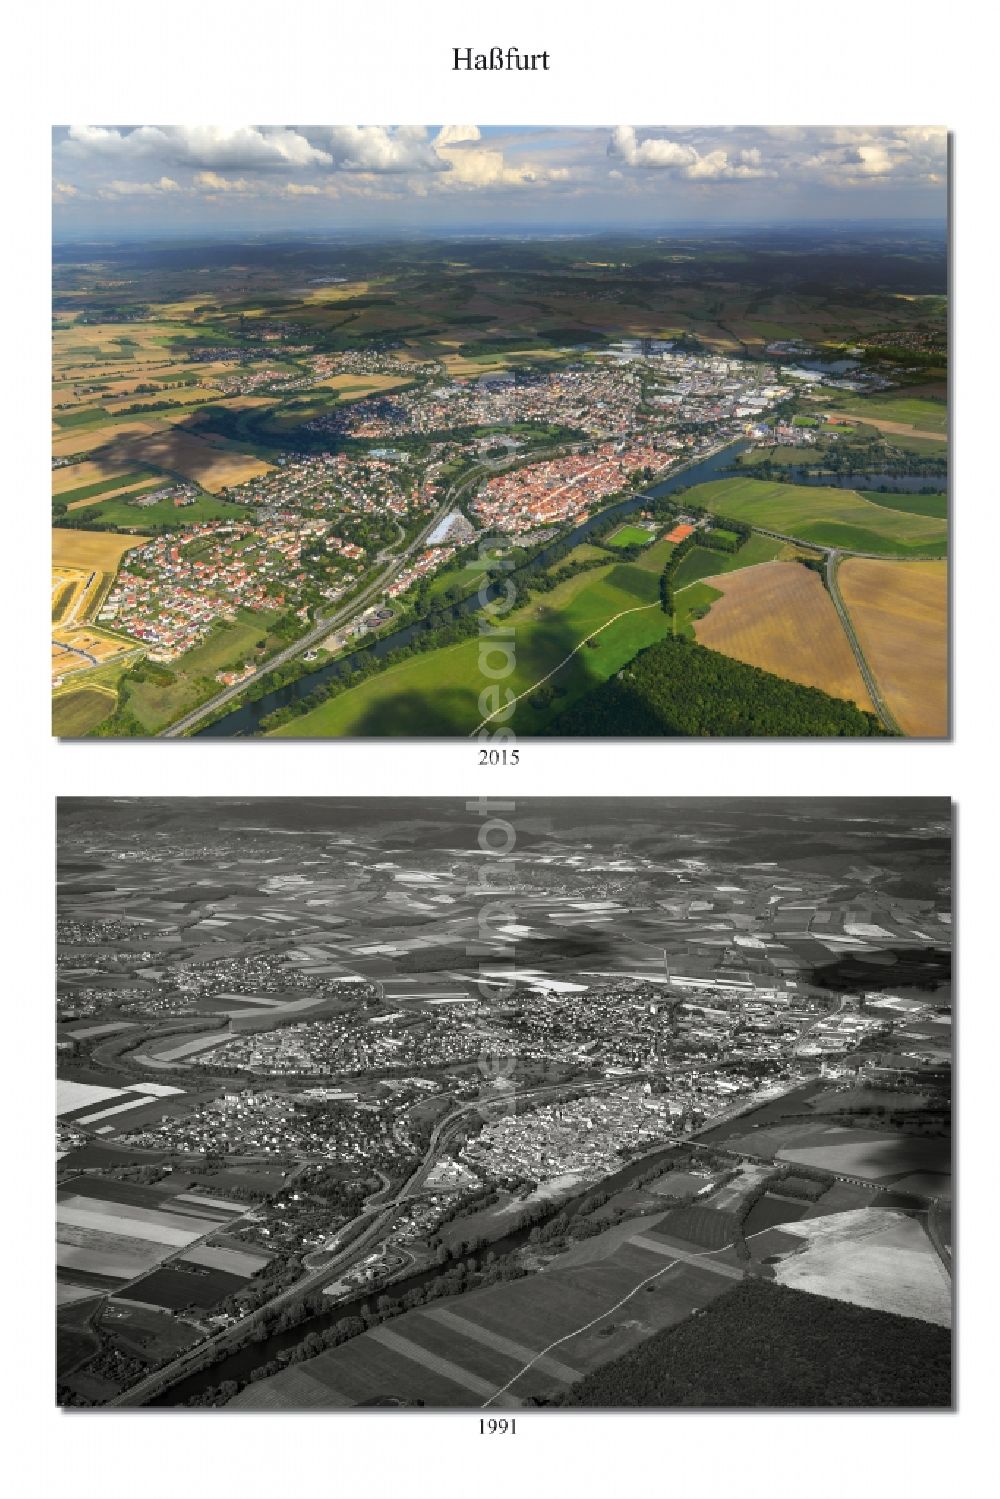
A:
[56,797,952,1409]
[50,127,949,739]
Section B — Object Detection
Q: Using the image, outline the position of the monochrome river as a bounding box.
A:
[195,440,750,737]
[148,1141,688,1406]
[149,1079,824,1406]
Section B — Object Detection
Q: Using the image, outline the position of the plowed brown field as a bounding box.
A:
[693,560,873,710]
[837,558,947,737]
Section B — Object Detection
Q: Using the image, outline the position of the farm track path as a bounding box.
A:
[479,1238,741,1409]
[470,602,659,734]
[479,1255,682,1408]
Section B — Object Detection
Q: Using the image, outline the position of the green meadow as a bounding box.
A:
[272,556,671,737]
[269,522,781,737]
[682,477,947,556]
[822,392,947,435]
[858,490,948,519]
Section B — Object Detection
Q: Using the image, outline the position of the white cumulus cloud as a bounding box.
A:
[608,127,772,179]
[319,126,445,173]
[63,125,331,172]
[433,125,482,149]
[100,176,181,197]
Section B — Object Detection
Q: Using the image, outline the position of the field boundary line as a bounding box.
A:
[470,601,659,734]
[479,1254,682,1408]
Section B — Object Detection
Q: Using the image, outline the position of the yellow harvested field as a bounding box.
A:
[441,347,563,378]
[53,319,181,360]
[106,429,273,491]
[838,558,947,737]
[823,410,947,442]
[53,460,130,496]
[218,395,274,410]
[51,419,161,459]
[300,281,370,304]
[694,560,874,711]
[101,385,218,414]
[318,373,412,398]
[52,528,148,571]
[55,360,237,394]
[54,376,147,399]
[52,566,95,625]
[52,627,135,684]
[772,1209,951,1326]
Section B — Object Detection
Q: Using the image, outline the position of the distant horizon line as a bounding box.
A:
[52,217,949,247]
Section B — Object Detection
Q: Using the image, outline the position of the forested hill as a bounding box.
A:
[555,1280,951,1408]
[546,636,887,738]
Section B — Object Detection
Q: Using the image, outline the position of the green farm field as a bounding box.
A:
[672,534,789,589]
[859,490,948,519]
[70,492,248,529]
[271,526,798,736]
[274,557,673,736]
[819,393,947,435]
[425,561,489,602]
[682,478,947,556]
[607,524,654,548]
[114,609,284,734]
[52,687,116,737]
[673,581,723,638]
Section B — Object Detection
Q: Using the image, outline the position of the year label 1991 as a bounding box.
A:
[479,1417,516,1434]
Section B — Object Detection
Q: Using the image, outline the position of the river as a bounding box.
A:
[195,440,748,737]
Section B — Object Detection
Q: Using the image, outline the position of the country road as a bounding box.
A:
[823,550,899,733]
[729,523,904,733]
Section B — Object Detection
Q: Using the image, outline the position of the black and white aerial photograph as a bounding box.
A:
[54,797,953,1410]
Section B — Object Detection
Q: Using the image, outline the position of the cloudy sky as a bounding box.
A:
[52,125,948,236]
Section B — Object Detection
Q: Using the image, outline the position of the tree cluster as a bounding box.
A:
[548,636,887,738]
